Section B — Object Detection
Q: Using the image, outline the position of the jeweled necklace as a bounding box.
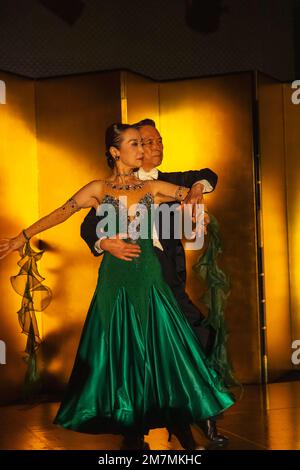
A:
[105,180,145,190]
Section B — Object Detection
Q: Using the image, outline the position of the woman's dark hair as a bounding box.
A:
[105,123,133,169]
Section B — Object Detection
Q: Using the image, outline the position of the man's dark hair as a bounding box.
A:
[132,118,156,129]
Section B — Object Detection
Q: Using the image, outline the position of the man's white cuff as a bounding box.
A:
[94,236,108,254]
[192,179,213,193]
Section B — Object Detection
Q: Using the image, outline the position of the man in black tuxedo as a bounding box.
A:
[80,119,228,445]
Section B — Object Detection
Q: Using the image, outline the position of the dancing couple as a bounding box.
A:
[0,120,234,450]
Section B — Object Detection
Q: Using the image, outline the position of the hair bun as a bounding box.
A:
[104,122,133,169]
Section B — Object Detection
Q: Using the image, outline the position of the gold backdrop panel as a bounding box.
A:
[123,71,160,125]
[283,82,300,349]
[0,72,38,402]
[2,69,296,403]
[158,74,260,383]
[34,72,121,386]
[258,74,291,380]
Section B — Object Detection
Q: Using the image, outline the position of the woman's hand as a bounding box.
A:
[0,234,25,260]
[183,182,204,219]
[203,211,210,235]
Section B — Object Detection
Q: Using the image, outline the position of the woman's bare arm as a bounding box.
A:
[148,180,190,202]
[0,180,103,259]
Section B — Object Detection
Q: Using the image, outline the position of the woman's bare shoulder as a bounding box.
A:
[86,179,106,191]
[90,178,106,185]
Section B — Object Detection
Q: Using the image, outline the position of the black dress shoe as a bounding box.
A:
[167,423,205,450]
[197,419,228,445]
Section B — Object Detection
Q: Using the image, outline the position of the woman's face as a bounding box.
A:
[112,128,144,169]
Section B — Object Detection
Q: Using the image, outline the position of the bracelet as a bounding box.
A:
[22,229,30,241]
[175,186,189,202]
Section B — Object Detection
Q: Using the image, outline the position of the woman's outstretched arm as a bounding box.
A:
[149,180,191,202]
[0,180,103,260]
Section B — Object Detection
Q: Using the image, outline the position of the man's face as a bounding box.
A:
[139,125,163,170]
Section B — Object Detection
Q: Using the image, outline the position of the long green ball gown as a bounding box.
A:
[54,188,234,435]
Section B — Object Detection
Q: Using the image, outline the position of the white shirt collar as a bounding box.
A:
[136,167,159,180]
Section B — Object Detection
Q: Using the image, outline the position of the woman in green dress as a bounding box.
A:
[0,123,234,450]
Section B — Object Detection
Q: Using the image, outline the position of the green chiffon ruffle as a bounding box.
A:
[193,213,241,391]
[10,240,52,398]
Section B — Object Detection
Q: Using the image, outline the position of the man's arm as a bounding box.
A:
[80,204,142,260]
[80,207,102,257]
[158,168,218,191]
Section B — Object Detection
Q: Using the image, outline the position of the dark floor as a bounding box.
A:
[0,381,300,450]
